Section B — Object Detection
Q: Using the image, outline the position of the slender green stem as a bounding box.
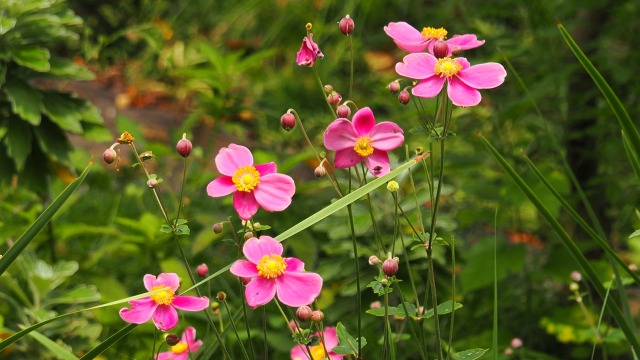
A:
[222,298,251,360]
[312,66,337,118]
[151,327,158,360]
[174,156,188,224]
[446,237,456,360]
[348,35,354,100]
[347,170,362,358]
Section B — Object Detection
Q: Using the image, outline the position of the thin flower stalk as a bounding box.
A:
[312,66,338,119]
[221,297,251,360]
[346,171,362,358]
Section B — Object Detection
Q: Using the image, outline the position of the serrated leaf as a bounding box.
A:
[4,117,33,170]
[11,46,50,72]
[159,225,173,234]
[0,17,17,35]
[48,57,95,81]
[3,80,42,125]
[41,92,83,133]
[454,348,488,360]
[424,300,463,319]
[332,322,366,355]
[174,224,190,235]
[33,119,73,166]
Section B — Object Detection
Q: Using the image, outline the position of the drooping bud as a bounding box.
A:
[314,165,327,178]
[311,310,324,322]
[280,113,296,131]
[323,84,334,93]
[368,255,381,265]
[197,263,209,277]
[387,181,399,193]
[212,222,223,234]
[382,257,399,277]
[336,104,351,118]
[176,133,193,158]
[296,305,313,321]
[327,92,342,106]
[387,80,400,94]
[339,15,355,36]
[217,291,227,301]
[398,90,411,105]
[165,334,180,346]
[433,40,449,59]
[103,148,117,164]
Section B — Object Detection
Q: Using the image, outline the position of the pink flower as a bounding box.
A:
[290,327,343,360]
[323,107,404,177]
[230,236,323,308]
[119,273,209,331]
[296,34,324,66]
[156,326,203,360]
[206,144,295,220]
[395,53,506,107]
[384,22,484,56]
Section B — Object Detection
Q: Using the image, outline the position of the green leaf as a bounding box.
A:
[630,230,640,240]
[33,119,73,166]
[44,285,101,306]
[0,16,17,35]
[366,302,416,317]
[41,92,84,134]
[159,225,173,234]
[174,224,190,235]
[3,80,42,125]
[48,58,95,81]
[11,46,50,72]
[27,331,78,360]
[332,322,367,355]
[3,117,33,170]
[622,130,640,182]
[79,324,137,360]
[0,159,92,276]
[424,300,463,319]
[454,348,489,360]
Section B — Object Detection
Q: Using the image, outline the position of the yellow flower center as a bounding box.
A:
[232,165,260,192]
[310,344,328,360]
[434,57,462,78]
[257,254,287,279]
[150,286,174,306]
[171,342,188,354]
[421,26,447,40]
[354,136,374,157]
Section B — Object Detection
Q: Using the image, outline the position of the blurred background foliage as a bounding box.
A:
[1,0,639,358]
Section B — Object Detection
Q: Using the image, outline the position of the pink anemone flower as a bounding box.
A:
[206,144,295,220]
[119,273,209,332]
[156,326,203,360]
[395,53,507,107]
[384,22,484,56]
[290,326,343,360]
[323,107,404,177]
[296,33,324,67]
[230,235,322,308]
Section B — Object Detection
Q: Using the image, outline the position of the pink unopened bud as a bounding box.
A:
[197,263,209,277]
[337,104,351,118]
[433,40,449,59]
[382,258,399,277]
[103,148,117,164]
[212,222,223,234]
[451,46,462,57]
[176,133,193,158]
[387,80,400,94]
[369,255,381,265]
[311,310,324,322]
[296,305,313,321]
[570,271,582,282]
[280,113,296,131]
[147,178,159,188]
[370,301,382,309]
[339,15,355,36]
[398,90,411,105]
[323,85,334,93]
[510,338,523,349]
[314,165,327,178]
[327,92,342,106]
[165,333,180,346]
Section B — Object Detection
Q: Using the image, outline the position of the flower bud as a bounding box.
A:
[433,40,449,59]
[387,80,400,94]
[147,178,159,188]
[382,258,399,277]
[323,85,333,93]
[217,291,227,301]
[370,301,382,309]
[244,231,254,240]
[196,263,208,277]
[630,263,639,271]
[570,271,582,282]
[314,165,327,178]
[311,310,324,322]
[387,181,399,193]
[369,255,381,265]
[339,15,355,36]
[337,104,351,118]
[510,338,523,349]
[165,334,180,346]
[398,90,411,105]
[569,282,579,292]
[103,148,117,164]
[327,92,342,106]
[176,133,193,158]
[212,222,223,234]
[280,113,296,131]
[451,46,462,57]
[211,301,220,310]
[296,305,313,321]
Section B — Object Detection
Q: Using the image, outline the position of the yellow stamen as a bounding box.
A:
[171,342,188,354]
[257,254,287,279]
[421,26,447,40]
[150,286,174,306]
[434,57,462,78]
[354,136,374,157]
[310,344,328,360]
[232,165,260,192]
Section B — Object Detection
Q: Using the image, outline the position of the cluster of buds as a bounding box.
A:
[370,253,399,277]
[295,306,324,323]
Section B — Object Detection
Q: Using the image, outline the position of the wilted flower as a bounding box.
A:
[384,22,484,56]
[156,326,203,360]
[296,34,324,67]
[290,327,343,360]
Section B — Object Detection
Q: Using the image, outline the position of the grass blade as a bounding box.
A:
[28,331,78,360]
[622,130,640,182]
[78,324,137,360]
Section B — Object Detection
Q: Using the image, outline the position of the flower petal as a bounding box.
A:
[243,236,283,263]
[364,149,391,177]
[245,276,277,308]
[384,22,429,52]
[119,298,158,325]
[276,271,323,307]
[448,77,481,107]
[143,274,157,291]
[323,119,357,151]
[233,190,260,220]
[215,144,253,176]
[457,62,507,89]
[447,34,485,53]
[285,257,305,272]
[230,259,259,277]
[395,53,437,80]
[183,326,196,344]
[352,107,376,136]
[155,273,181,291]
[369,122,404,151]
[255,162,277,176]
[155,352,172,360]
[323,326,340,351]
[152,304,179,331]
[172,295,209,312]
[333,148,361,169]
[206,176,236,197]
[253,173,295,212]
[412,76,446,99]
[290,344,307,360]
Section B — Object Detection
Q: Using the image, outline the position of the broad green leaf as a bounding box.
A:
[48,57,95,81]
[33,119,73,166]
[0,16,17,35]
[332,322,367,355]
[630,230,640,240]
[622,130,640,182]
[43,285,101,306]
[3,117,33,170]
[3,80,42,125]
[424,300,463,319]
[11,46,50,72]
[454,348,488,360]
[27,331,78,360]
[79,100,104,125]
[41,92,84,134]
